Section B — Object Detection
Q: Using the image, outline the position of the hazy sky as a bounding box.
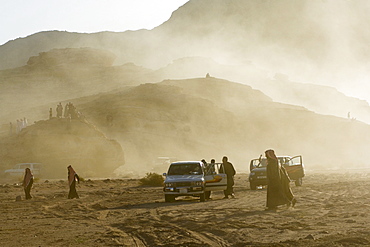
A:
[1,0,189,46]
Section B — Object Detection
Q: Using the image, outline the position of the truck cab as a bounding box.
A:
[163,161,227,202]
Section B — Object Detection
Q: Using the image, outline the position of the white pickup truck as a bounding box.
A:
[163,161,227,202]
[4,163,42,177]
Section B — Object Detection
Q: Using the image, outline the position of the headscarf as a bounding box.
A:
[67,165,77,186]
[23,168,33,188]
[265,149,278,161]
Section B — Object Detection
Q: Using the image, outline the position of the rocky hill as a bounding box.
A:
[155,57,370,124]
[0,48,157,124]
[71,78,370,174]
[1,75,369,176]
[1,49,369,126]
[0,117,125,179]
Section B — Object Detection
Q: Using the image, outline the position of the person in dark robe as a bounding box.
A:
[23,168,34,200]
[220,156,236,199]
[56,103,63,118]
[265,149,296,210]
[281,163,296,207]
[67,165,80,199]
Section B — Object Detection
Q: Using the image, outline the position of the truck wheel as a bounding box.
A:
[199,193,206,202]
[165,194,175,202]
[295,178,303,186]
[250,182,257,190]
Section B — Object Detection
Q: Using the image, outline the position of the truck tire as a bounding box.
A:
[199,193,206,202]
[295,178,303,186]
[165,194,175,202]
[250,182,257,190]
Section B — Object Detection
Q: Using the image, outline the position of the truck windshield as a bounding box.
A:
[168,164,203,175]
[252,159,267,168]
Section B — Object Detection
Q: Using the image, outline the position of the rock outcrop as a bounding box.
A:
[0,117,125,179]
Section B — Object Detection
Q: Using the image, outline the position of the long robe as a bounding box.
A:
[266,158,290,208]
[68,166,80,199]
[23,168,33,200]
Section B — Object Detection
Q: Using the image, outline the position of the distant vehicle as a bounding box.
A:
[152,157,177,172]
[248,156,304,190]
[163,161,227,202]
[4,163,42,177]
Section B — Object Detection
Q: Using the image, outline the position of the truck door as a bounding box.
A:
[204,163,227,191]
[284,155,304,180]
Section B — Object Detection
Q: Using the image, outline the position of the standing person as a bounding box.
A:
[23,117,28,128]
[208,159,216,174]
[220,156,236,199]
[265,149,296,210]
[64,103,70,118]
[23,168,34,200]
[56,103,63,118]
[67,165,80,199]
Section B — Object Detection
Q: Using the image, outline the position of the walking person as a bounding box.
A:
[67,165,80,199]
[23,168,34,200]
[265,149,296,211]
[220,156,236,199]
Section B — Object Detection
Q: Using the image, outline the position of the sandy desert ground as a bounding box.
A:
[1,171,370,247]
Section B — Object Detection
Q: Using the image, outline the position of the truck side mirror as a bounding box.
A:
[163,173,167,176]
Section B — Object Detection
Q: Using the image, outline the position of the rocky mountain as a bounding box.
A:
[1,0,370,122]
[0,48,157,125]
[1,72,369,176]
[155,57,370,124]
[1,0,370,86]
[1,48,369,127]
[1,0,370,175]
[70,78,370,174]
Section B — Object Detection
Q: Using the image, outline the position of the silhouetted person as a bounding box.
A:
[265,149,296,211]
[64,103,70,118]
[69,103,78,119]
[56,103,63,118]
[220,156,236,199]
[49,108,53,119]
[67,165,80,199]
[201,159,208,168]
[23,168,34,200]
[208,159,216,174]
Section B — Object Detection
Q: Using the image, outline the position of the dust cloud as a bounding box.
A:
[1,0,370,179]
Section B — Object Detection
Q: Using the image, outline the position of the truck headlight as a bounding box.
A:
[250,172,255,176]
[165,183,173,187]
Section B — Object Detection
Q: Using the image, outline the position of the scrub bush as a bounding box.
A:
[139,172,164,186]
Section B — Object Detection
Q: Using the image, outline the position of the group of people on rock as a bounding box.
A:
[50,102,80,120]
[9,117,28,135]
[22,165,80,200]
[201,149,297,211]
